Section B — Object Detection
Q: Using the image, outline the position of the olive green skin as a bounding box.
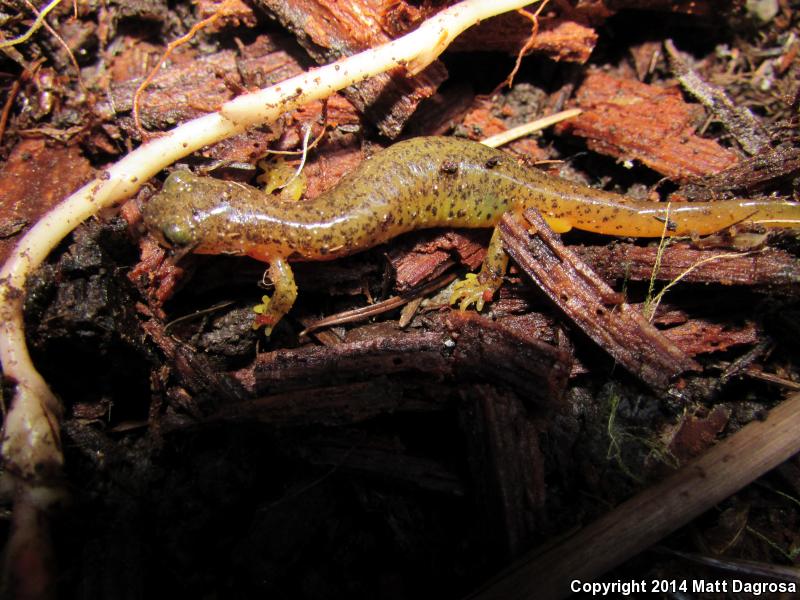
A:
[142,136,800,263]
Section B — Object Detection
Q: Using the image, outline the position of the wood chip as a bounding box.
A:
[450,12,598,63]
[661,318,761,357]
[459,385,546,559]
[212,378,423,426]
[665,39,769,155]
[666,404,731,464]
[388,230,487,293]
[0,139,93,264]
[498,209,699,392]
[574,243,800,289]
[679,143,800,198]
[555,71,739,180]
[105,33,361,161]
[233,312,570,408]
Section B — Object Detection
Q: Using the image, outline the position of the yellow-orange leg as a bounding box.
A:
[252,256,298,334]
[449,227,509,311]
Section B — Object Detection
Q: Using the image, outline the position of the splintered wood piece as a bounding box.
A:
[256,0,447,138]
[459,385,546,560]
[388,230,487,293]
[449,11,598,63]
[574,244,800,288]
[142,320,248,412]
[211,378,427,426]
[555,71,738,180]
[0,139,93,265]
[679,144,800,198]
[234,313,571,407]
[498,210,699,391]
[111,48,246,129]
[665,404,731,464]
[466,392,800,600]
[665,39,769,156]
[661,319,760,357]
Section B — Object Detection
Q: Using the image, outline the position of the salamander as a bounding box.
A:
[142,136,800,332]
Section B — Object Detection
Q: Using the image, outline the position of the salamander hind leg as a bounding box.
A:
[252,256,298,334]
[449,227,509,312]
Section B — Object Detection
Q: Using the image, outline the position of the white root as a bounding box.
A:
[0,0,538,478]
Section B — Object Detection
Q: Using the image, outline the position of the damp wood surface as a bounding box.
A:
[1,1,800,599]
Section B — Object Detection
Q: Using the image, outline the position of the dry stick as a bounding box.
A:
[466,392,800,600]
[480,108,581,148]
[664,39,769,156]
[0,0,538,480]
[299,272,458,336]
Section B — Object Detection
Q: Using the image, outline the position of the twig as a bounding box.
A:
[480,108,581,148]
[665,39,769,156]
[299,272,457,337]
[745,368,800,391]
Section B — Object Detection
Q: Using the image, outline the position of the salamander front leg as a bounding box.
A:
[252,256,298,334]
[449,227,509,311]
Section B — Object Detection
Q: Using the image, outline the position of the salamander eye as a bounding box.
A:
[162,220,194,247]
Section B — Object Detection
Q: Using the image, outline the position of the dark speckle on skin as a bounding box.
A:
[440,160,458,175]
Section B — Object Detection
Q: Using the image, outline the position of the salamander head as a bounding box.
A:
[142,170,211,250]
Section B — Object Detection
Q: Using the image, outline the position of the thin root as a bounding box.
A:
[132,3,239,135]
[0,58,45,145]
[0,0,65,50]
[499,0,549,91]
[0,78,21,146]
[21,0,85,90]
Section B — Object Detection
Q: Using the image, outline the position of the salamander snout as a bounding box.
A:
[142,171,202,249]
